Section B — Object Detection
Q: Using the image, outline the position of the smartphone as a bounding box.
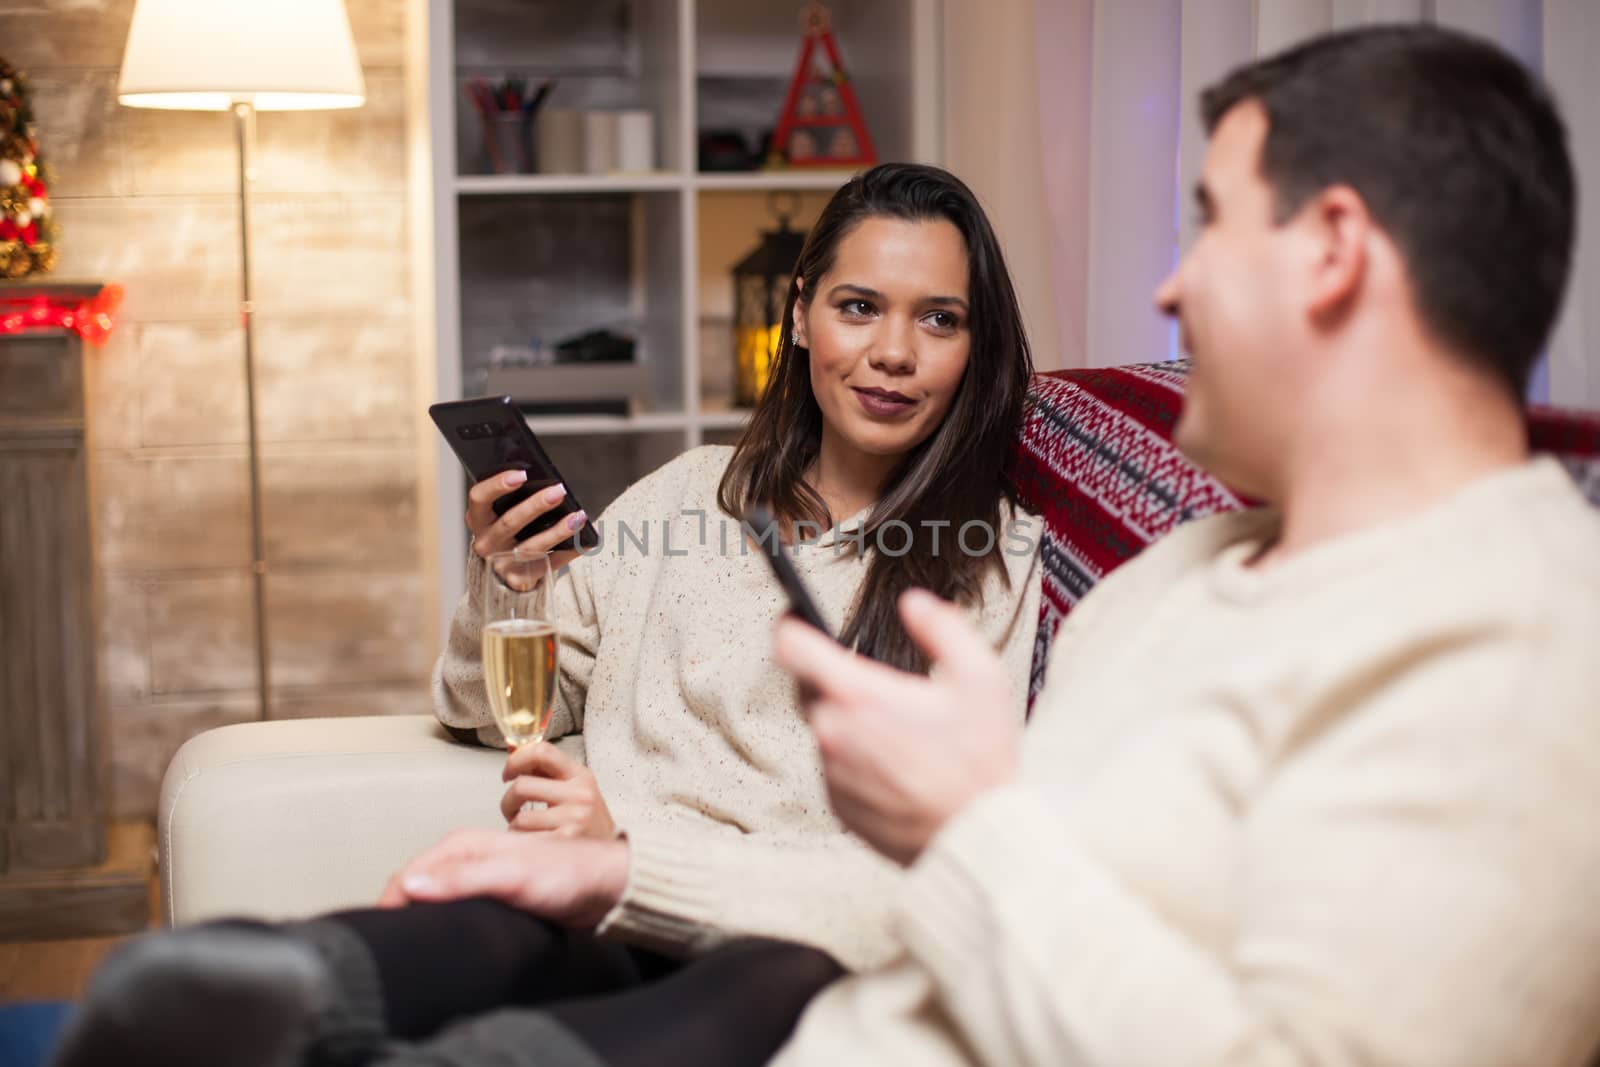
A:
[746,504,835,639]
[428,395,600,551]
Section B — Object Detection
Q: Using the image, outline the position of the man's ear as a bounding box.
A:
[791,276,808,348]
[1302,185,1370,326]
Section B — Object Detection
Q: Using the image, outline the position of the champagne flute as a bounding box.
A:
[480,548,558,749]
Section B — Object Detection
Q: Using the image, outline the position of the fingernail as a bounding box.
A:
[567,510,588,531]
[545,483,566,504]
[402,874,439,896]
[505,471,528,487]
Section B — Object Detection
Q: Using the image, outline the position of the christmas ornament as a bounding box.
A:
[0,56,57,279]
[769,3,876,169]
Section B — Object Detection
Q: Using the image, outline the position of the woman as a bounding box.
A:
[53,163,1043,1067]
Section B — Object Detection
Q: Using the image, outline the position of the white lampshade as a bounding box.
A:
[118,0,365,111]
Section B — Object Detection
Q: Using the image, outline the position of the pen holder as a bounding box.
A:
[482,112,534,174]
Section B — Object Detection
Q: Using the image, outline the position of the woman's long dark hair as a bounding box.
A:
[717,163,1034,673]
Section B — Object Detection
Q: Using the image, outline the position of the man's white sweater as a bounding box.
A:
[776,458,1600,1066]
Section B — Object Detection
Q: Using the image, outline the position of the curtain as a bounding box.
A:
[941,0,1062,369]
[954,0,1598,407]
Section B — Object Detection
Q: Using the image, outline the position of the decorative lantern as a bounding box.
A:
[732,194,806,406]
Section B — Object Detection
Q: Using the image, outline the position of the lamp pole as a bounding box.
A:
[233,100,271,720]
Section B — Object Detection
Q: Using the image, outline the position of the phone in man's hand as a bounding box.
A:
[746,504,836,640]
[429,395,600,551]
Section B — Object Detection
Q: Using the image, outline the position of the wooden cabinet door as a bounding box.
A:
[0,332,103,873]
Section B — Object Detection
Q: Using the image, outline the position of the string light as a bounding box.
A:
[0,284,122,344]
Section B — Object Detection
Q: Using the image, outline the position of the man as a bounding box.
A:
[771,23,1600,1067]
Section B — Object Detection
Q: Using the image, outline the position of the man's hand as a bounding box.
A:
[773,589,1021,865]
[377,828,629,928]
[501,741,617,839]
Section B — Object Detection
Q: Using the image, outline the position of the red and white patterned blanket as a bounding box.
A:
[1008,361,1600,703]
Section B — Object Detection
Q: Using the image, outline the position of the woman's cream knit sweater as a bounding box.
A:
[432,445,1043,971]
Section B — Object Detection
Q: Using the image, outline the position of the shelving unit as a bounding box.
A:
[456,171,856,195]
[429,0,942,623]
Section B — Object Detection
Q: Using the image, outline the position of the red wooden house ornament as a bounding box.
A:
[768,3,877,169]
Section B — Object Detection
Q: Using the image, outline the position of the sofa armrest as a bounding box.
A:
[158,716,570,927]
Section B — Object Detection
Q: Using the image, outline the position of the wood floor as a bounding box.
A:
[0,822,158,1001]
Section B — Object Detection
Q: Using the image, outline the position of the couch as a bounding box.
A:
[159,361,1600,926]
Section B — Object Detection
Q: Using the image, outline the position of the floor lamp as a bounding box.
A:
[116,0,366,719]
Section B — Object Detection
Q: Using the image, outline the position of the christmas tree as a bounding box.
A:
[0,57,57,279]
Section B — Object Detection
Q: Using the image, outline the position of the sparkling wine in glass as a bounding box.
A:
[481,549,558,748]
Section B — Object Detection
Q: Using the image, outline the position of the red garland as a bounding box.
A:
[0,284,123,344]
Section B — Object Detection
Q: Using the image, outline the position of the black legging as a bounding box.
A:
[323,898,842,1067]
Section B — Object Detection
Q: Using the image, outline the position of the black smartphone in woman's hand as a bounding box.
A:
[429,396,600,551]
[746,504,835,639]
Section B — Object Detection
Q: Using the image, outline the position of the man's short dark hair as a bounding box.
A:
[1201,24,1575,398]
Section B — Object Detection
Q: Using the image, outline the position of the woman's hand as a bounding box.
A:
[377,828,628,928]
[466,471,588,566]
[500,741,617,839]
